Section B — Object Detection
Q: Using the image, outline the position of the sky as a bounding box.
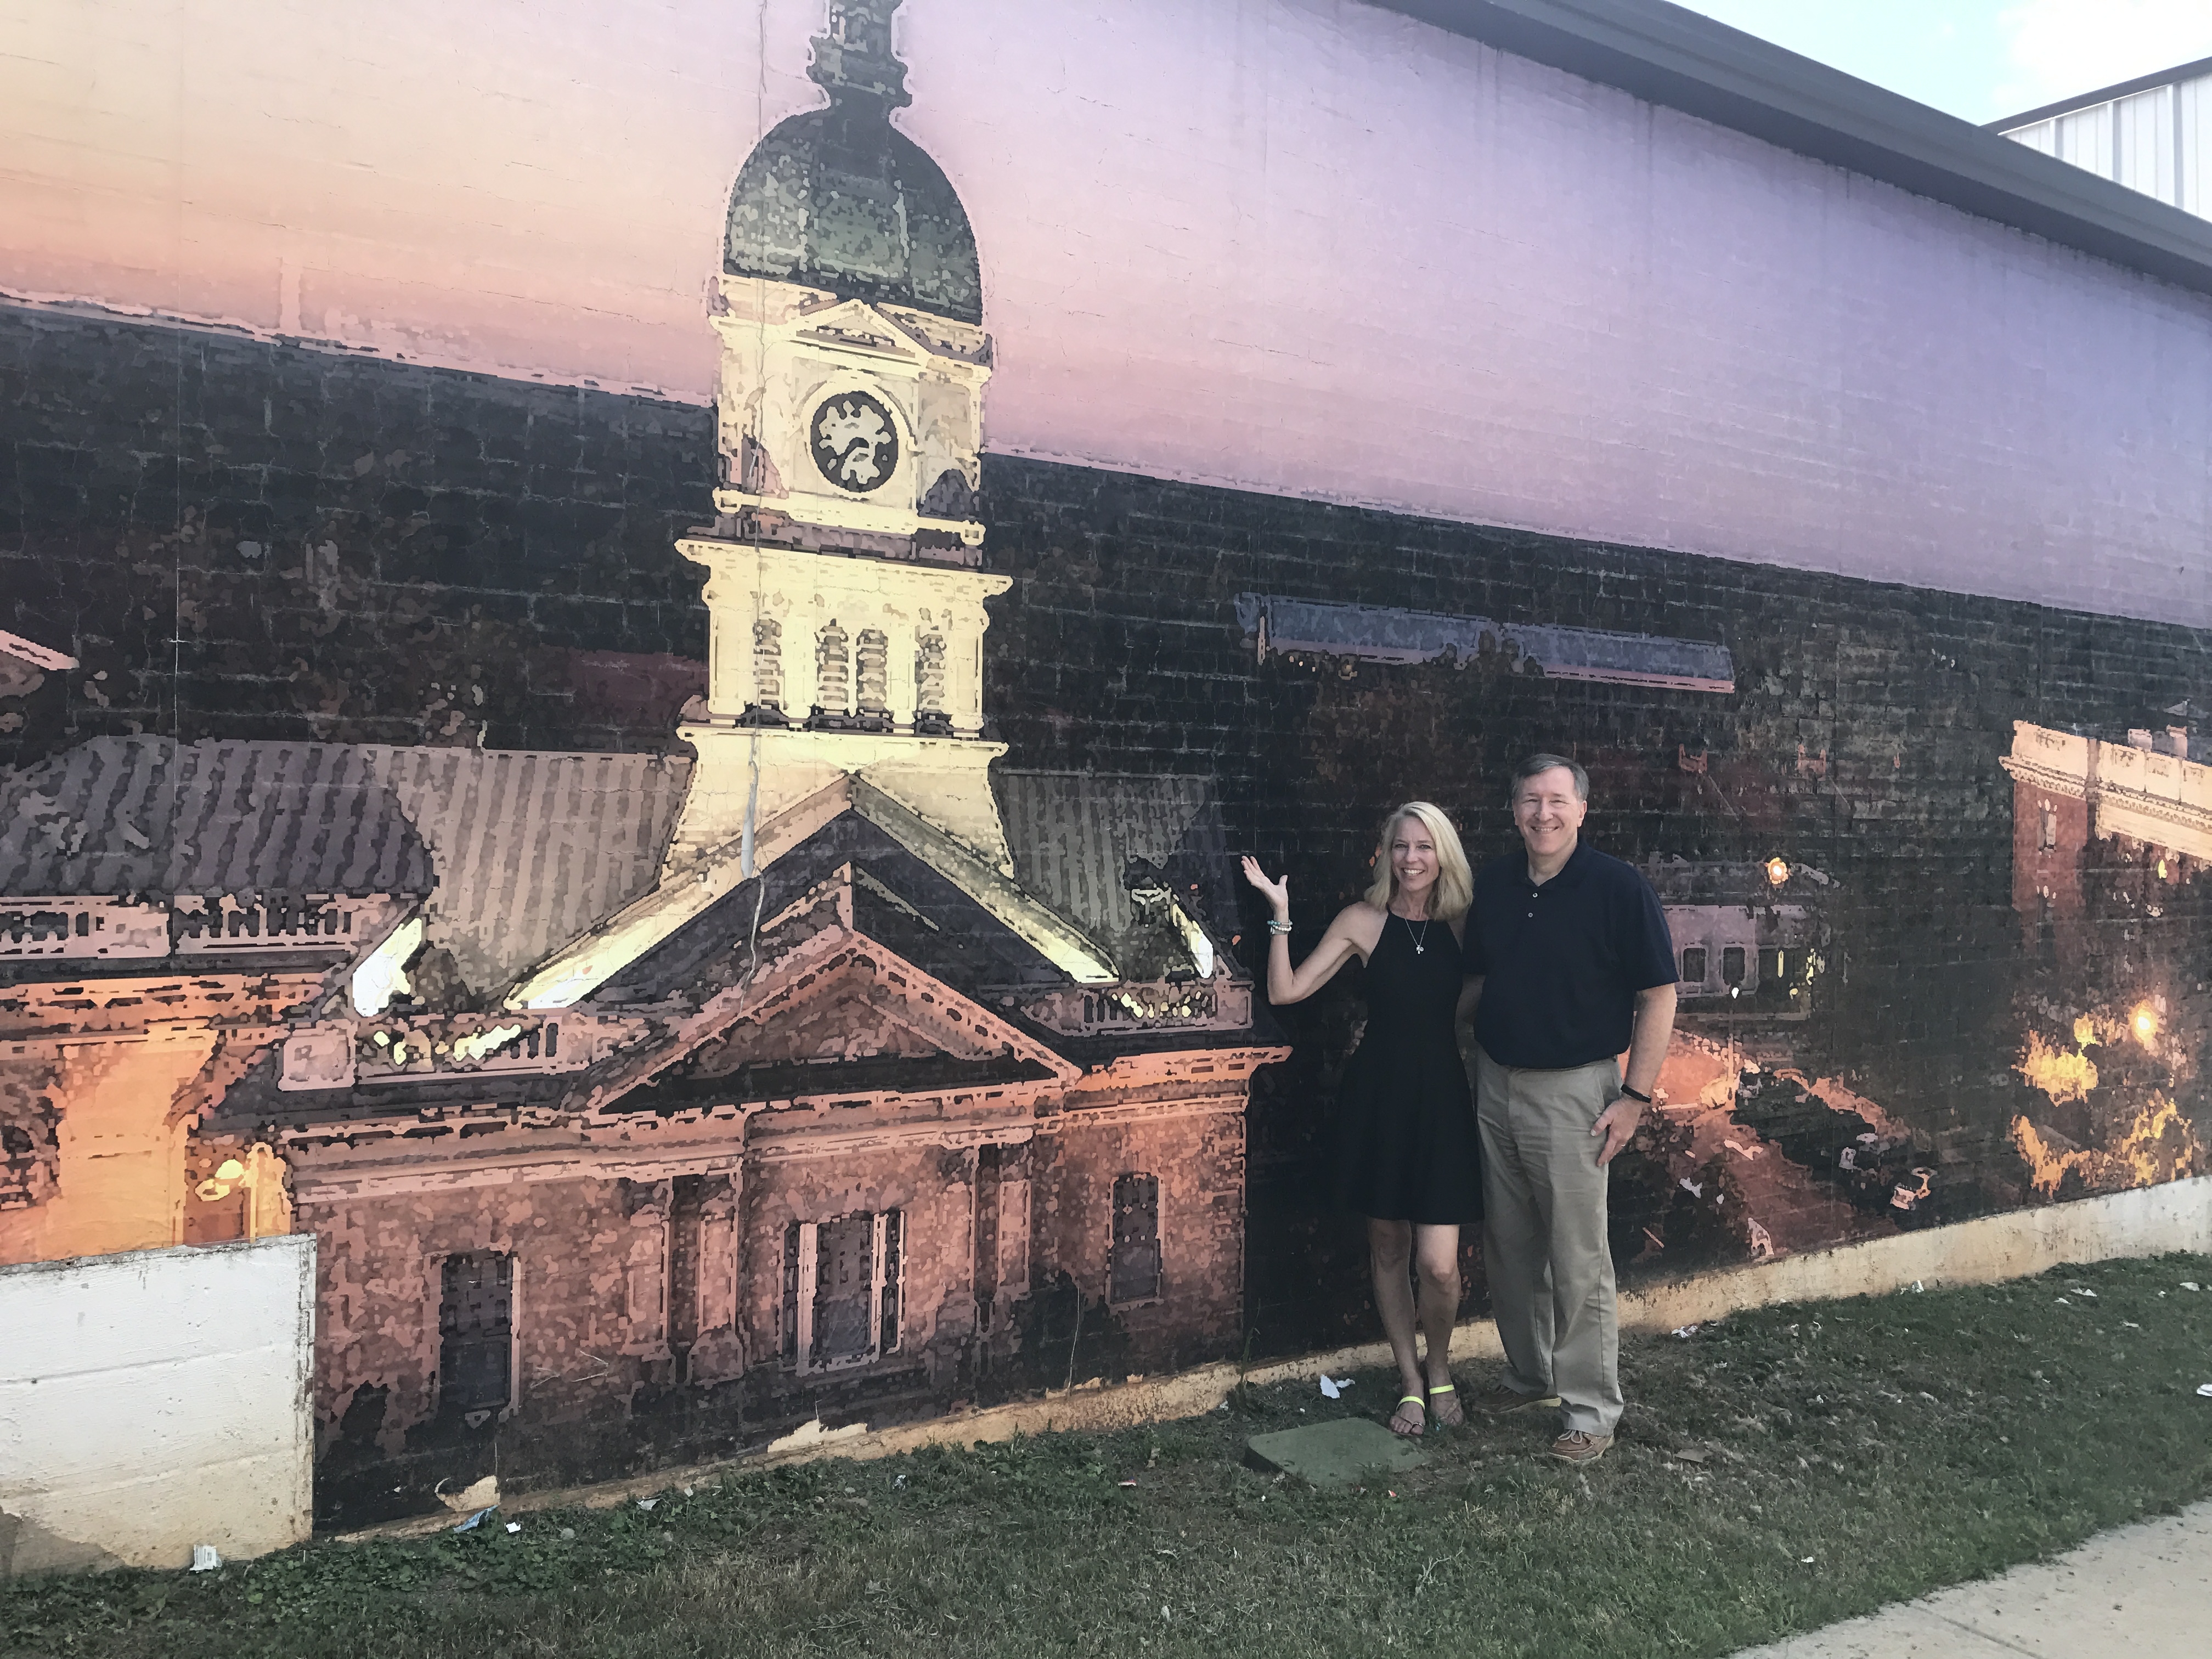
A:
[1673,0,2212,124]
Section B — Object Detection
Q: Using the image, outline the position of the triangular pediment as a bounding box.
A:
[507,770,1115,1011]
[688,947,1007,1076]
[790,298,930,364]
[568,873,1077,1114]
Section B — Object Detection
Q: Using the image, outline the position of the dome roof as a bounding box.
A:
[724,103,983,325]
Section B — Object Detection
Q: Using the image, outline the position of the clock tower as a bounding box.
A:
[672,0,1011,871]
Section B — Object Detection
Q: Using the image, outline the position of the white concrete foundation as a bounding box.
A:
[0,1235,315,1576]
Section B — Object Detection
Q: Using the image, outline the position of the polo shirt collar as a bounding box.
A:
[1523,838,1596,891]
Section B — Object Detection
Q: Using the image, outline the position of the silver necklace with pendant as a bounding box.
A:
[1401,912,1430,955]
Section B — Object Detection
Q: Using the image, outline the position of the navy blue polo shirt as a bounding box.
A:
[1466,840,1678,1070]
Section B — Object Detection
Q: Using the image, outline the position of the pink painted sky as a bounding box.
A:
[5,0,2211,626]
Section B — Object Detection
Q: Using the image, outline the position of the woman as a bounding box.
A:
[1242,802,1482,1436]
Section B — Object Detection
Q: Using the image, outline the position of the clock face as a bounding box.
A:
[810,390,900,493]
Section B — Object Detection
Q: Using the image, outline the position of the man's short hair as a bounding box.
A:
[1511,752,1589,804]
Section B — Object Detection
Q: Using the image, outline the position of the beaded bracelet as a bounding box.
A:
[1267,919,1293,935]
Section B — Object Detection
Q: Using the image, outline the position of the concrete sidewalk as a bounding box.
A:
[1734,1499,2211,1656]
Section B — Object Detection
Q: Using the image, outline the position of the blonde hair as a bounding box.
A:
[1362,800,1472,921]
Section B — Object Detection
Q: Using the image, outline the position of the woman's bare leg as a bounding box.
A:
[1413,1223,1464,1424]
[1368,1217,1425,1434]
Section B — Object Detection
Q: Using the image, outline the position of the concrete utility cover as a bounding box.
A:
[1245,1417,1427,1488]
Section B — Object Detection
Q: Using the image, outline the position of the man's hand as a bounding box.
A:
[1591,1095,1645,1167]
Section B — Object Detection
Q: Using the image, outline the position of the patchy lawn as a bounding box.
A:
[7,1254,2211,1659]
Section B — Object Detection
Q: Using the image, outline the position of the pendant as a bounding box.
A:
[1414,943,1425,954]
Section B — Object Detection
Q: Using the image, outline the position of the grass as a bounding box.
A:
[7,1253,2210,1658]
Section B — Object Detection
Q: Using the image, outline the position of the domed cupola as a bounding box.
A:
[724,1,983,324]
[670,0,1014,882]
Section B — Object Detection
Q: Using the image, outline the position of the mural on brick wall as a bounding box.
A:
[2,0,2208,1525]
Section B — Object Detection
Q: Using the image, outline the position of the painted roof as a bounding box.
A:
[0,738,691,996]
[994,771,1234,977]
[0,737,431,899]
[360,747,692,997]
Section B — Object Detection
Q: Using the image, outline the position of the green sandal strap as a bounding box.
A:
[1427,1384,1457,1396]
[1395,1394,1424,1409]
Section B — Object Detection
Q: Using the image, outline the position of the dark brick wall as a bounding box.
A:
[975,461,2212,1351]
[8,300,2208,1359]
[0,302,714,761]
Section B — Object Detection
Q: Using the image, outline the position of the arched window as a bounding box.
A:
[750,617,783,719]
[914,630,950,734]
[855,628,890,730]
[814,620,851,723]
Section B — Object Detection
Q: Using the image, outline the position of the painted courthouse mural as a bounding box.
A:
[3,0,2211,1523]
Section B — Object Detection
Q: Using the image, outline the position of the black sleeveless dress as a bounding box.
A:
[1331,912,1483,1223]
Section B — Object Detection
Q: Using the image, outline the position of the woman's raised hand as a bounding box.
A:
[1240,855,1290,914]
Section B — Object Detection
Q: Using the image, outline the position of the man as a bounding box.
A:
[1462,753,1678,1464]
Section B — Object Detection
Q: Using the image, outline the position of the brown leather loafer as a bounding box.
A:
[1550,1429,1614,1464]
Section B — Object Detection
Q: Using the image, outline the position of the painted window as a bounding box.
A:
[2040,803,2058,852]
[855,628,890,720]
[914,630,949,731]
[1680,945,1707,987]
[815,621,851,718]
[1109,1173,1162,1304]
[438,1251,514,1418]
[781,1211,903,1373]
[1720,945,1747,988]
[752,617,783,713]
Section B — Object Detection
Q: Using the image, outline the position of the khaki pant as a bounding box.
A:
[1475,1045,1623,1436]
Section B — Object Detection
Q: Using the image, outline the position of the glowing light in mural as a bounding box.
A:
[2017,1030,2097,1105]
[2131,1002,2159,1046]
[1764,856,1790,887]
[2012,1096,2207,1197]
[2073,1014,2097,1049]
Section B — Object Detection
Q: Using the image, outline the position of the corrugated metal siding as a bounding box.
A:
[2006,71,2212,220]
[0,738,692,996]
[2185,76,2211,218]
[2056,103,2114,177]
[2117,86,2175,202]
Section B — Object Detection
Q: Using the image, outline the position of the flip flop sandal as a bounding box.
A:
[1390,1394,1426,1436]
[1427,1382,1463,1425]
